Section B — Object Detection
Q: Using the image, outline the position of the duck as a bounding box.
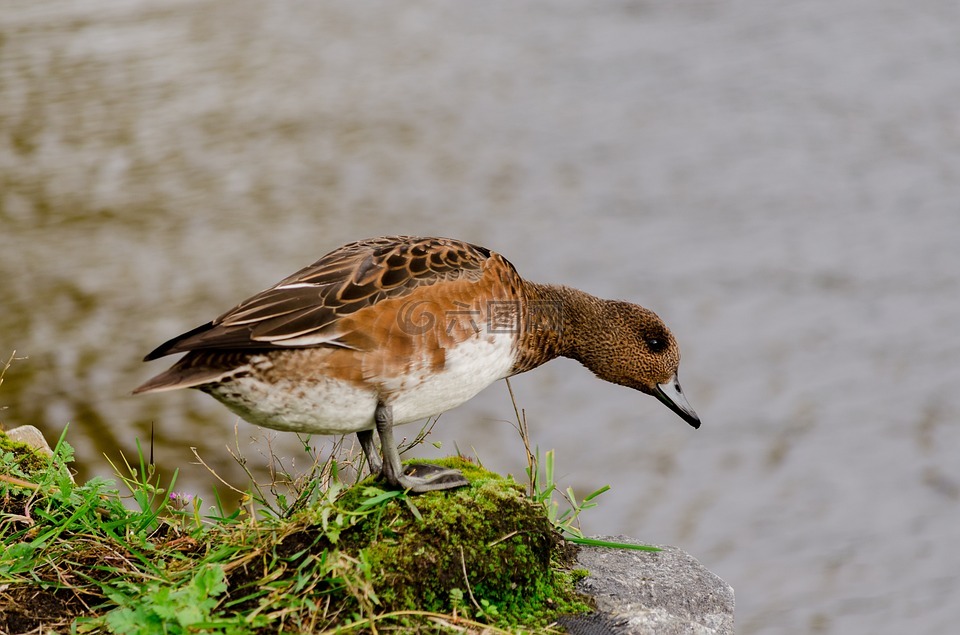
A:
[134,236,700,493]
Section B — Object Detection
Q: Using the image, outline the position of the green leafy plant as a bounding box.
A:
[529,447,610,539]
[103,564,230,635]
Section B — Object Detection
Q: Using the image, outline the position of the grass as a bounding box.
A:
[0,381,625,634]
[2,432,603,634]
[1,429,595,634]
[0,364,658,634]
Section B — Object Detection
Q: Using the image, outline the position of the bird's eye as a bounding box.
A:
[646,338,666,352]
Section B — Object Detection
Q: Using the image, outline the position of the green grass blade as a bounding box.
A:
[566,536,661,551]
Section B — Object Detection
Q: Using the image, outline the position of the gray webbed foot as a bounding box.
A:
[398,462,470,492]
[371,402,469,494]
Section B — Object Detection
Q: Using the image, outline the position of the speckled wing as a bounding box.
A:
[143,236,497,360]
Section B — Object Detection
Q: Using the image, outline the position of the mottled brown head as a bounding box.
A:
[564,297,700,428]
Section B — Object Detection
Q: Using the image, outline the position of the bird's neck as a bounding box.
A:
[509,282,602,374]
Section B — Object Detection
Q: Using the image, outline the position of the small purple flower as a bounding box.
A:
[169,491,194,509]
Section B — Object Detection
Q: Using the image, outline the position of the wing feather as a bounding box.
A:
[143,236,500,360]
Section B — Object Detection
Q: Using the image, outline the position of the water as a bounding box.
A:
[2,2,959,633]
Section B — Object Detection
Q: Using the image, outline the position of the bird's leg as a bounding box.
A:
[356,429,382,476]
[374,401,469,493]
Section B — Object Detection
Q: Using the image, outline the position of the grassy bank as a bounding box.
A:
[0,424,600,634]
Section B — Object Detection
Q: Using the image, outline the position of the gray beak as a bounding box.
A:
[654,374,701,429]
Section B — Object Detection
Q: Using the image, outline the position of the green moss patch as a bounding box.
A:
[224,457,589,631]
[0,428,51,477]
[348,459,581,622]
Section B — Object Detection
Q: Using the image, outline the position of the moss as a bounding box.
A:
[0,429,51,477]
[331,457,589,627]
[569,568,591,582]
[240,456,591,630]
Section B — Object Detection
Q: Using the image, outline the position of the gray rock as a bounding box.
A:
[4,425,54,456]
[565,536,734,635]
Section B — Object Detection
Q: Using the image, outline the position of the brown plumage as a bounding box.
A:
[135,236,700,493]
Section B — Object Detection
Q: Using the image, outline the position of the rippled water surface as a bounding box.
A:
[2,2,959,633]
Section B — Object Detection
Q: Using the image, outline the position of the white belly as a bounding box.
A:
[203,334,515,435]
[205,374,380,434]
[388,333,516,425]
